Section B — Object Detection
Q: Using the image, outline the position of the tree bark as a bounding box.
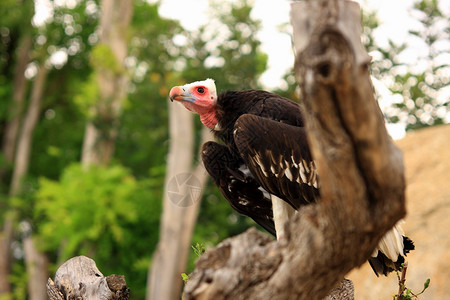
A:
[0,212,14,297]
[183,1,406,299]
[146,101,213,300]
[81,0,133,167]
[47,256,129,300]
[11,64,49,300]
[23,233,49,300]
[0,63,47,299]
[10,63,48,196]
[0,35,32,182]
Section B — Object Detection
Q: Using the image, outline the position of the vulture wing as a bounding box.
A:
[233,114,320,209]
[201,141,276,236]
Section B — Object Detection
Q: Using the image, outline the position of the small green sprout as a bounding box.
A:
[393,263,430,300]
[181,273,189,284]
[192,242,206,257]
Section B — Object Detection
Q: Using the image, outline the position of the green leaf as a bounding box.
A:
[192,242,206,257]
[423,278,430,290]
[181,273,189,283]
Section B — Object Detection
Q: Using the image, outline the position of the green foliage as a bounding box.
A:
[35,163,164,299]
[35,163,138,257]
[114,1,183,178]
[95,166,164,299]
[130,0,182,77]
[0,0,34,67]
[73,72,99,117]
[181,243,205,284]
[360,9,380,52]
[0,0,32,30]
[24,1,100,181]
[97,167,164,299]
[272,71,300,102]
[191,242,206,258]
[180,0,267,90]
[364,0,449,131]
[0,1,175,299]
[29,93,85,180]
[9,261,27,300]
[90,44,122,73]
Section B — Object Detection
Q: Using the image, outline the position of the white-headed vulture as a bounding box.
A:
[169,79,414,276]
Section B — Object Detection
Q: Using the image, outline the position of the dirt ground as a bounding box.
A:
[348,124,450,299]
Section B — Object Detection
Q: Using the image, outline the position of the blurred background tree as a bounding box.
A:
[0,0,448,299]
[366,0,449,131]
[276,0,449,134]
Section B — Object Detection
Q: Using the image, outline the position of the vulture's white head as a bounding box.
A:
[169,79,218,129]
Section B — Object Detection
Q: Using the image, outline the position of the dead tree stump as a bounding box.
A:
[47,256,129,300]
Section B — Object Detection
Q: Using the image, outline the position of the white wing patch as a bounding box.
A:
[372,222,406,262]
[299,163,308,183]
[254,153,269,177]
[238,164,252,177]
[291,156,299,168]
[285,167,294,182]
[252,151,319,188]
[258,186,271,199]
[270,165,277,177]
[293,157,318,188]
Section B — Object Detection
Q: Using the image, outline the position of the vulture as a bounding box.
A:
[169,78,414,276]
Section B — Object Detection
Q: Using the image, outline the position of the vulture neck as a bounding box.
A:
[199,107,218,129]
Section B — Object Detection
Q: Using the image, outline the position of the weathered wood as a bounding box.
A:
[47,256,129,300]
[326,279,354,300]
[184,228,279,299]
[183,0,405,299]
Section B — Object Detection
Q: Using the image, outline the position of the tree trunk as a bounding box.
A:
[81,0,133,167]
[183,1,406,299]
[0,63,47,299]
[23,233,49,300]
[0,35,32,182]
[146,101,213,300]
[10,64,48,196]
[0,212,14,297]
[12,64,49,300]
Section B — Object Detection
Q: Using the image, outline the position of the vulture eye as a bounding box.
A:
[197,87,205,94]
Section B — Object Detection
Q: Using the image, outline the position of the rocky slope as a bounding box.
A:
[348,124,450,299]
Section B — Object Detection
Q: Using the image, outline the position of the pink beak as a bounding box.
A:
[169,86,184,102]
